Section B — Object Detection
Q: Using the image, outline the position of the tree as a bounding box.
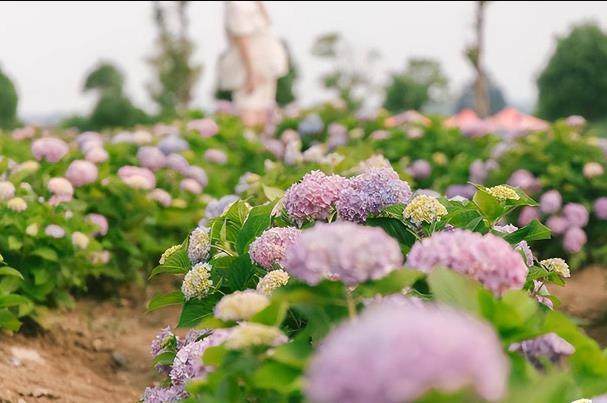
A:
[84,63,124,92]
[148,1,202,118]
[455,79,506,115]
[465,1,490,117]
[311,32,380,111]
[0,66,18,130]
[537,23,607,121]
[383,58,448,113]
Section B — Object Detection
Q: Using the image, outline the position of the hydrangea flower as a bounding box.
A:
[403,194,447,224]
[583,162,604,178]
[66,160,98,187]
[149,188,172,207]
[7,197,27,212]
[407,229,528,296]
[540,190,562,214]
[72,232,89,249]
[356,154,392,173]
[85,147,109,164]
[305,301,508,403]
[86,213,108,236]
[445,184,476,200]
[257,269,290,296]
[142,386,186,403]
[486,185,519,201]
[170,329,231,386]
[224,323,287,350]
[204,149,228,165]
[469,159,488,183]
[566,115,586,127]
[214,290,270,321]
[563,227,587,254]
[31,137,69,162]
[159,244,181,265]
[518,206,540,226]
[0,181,15,201]
[185,166,208,187]
[165,153,189,174]
[150,326,177,357]
[181,263,213,301]
[118,165,156,190]
[203,195,239,222]
[45,224,65,238]
[563,203,589,227]
[546,216,568,235]
[284,171,348,225]
[594,197,607,220]
[26,223,39,237]
[187,226,210,264]
[509,333,574,370]
[284,141,304,165]
[540,258,570,278]
[508,169,540,193]
[137,146,166,171]
[297,114,324,136]
[180,178,203,194]
[187,118,219,137]
[249,227,301,269]
[283,222,403,286]
[159,135,189,155]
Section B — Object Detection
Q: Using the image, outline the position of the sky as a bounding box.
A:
[0,1,606,121]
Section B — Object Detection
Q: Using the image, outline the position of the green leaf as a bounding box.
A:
[366,217,417,249]
[0,309,21,331]
[0,294,32,309]
[149,242,190,278]
[8,236,22,251]
[221,255,257,291]
[178,294,222,328]
[270,340,313,369]
[252,361,301,393]
[427,268,482,316]
[250,300,288,326]
[472,188,503,222]
[31,247,58,262]
[354,269,424,298]
[152,351,176,366]
[236,201,277,254]
[504,220,551,244]
[202,345,228,366]
[147,291,184,312]
[196,316,234,329]
[262,185,284,201]
[33,268,51,286]
[0,267,23,280]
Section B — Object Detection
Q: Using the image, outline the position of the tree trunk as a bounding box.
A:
[473,1,490,117]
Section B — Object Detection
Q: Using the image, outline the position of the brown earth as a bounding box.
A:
[1,267,606,403]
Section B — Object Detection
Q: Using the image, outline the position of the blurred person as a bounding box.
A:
[218,1,288,127]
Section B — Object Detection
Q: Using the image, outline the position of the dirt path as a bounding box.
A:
[0,283,180,403]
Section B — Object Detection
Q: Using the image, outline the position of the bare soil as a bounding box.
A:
[1,267,606,403]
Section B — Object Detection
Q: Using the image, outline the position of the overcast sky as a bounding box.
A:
[1,1,606,119]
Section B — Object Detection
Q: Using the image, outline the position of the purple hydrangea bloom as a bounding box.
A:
[142,386,186,403]
[327,123,348,149]
[204,149,228,165]
[45,224,65,238]
[180,178,203,194]
[408,159,432,180]
[336,168,411,222]
[563,227,587,253]
[170,329,231,386]
[65,160,98,187]
[118,165,156,189]
[203,195,239,222]
[166,153,190,174]
[159,136,189,155]
[283,222,403,286]
[86,213,108,236]
[187,118,219,137]
[284,171,348,225]
[262,138,285,159]
[469,160,488,183]
[493,224,518,234]
[185,166,208,187]
[306,302,508,403]
[546,216,568,235]
[370,129,390,140]
[137,146,166,171]
[563,203,589,227]
[297,114,324,136]
[249,227,301,270]
[509,333,574,370]
[515,240,534,266]
[407,229,528,296]
[31,137,69,163]
[594,197,607,220]
[540,190,562,214]
[508,169,541,194]
[565,115,586,127]
[445,184,476,200]
[150,326,176,357]
[518,206,540,227]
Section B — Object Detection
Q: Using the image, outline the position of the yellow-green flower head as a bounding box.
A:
[540,258,570,278]
[404,194,447,224]
[432,152,448,166]
[7,197,27,212]
[257,270,290,296]
[0,254,4,263]
[224,322,287,350]
[72,232,90,249]
[172,198,187,209]
[214,290,270,321]
[181,262,213,301]
[487,185,520,201]
[26,223,39,237]
[159,244,181,265]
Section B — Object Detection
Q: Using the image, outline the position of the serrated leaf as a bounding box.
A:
[147,291,184,312]
[236,201,277,254]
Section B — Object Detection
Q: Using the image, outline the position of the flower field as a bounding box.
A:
[1,104,607,402]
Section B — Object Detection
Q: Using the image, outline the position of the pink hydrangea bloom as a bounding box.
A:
[137,146,166,171]
[31,137,69,163]
[48,177,74,196]
[563,203,589,227]
[166,153,190,174]
[563,227,586,253]
[45,224,65,238]
[508,169,540,194]
[87,213,109,236]
[284,171,348,225]
[149,188,172,207]
[546,216,568,235]
[180,178,203,194]
[187,118,219,137]
[283,222,403,286]
[204,149,228,165]
[518,206,540,227]
[249,227,301,270]
[306,301,508,403]
[118,166,156,190]
[65,160,98,187]
[85,147,109,164]
[594,197,607,220]
[509,333,574,370]
[540,190,562,214]
[407,229,528,296]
